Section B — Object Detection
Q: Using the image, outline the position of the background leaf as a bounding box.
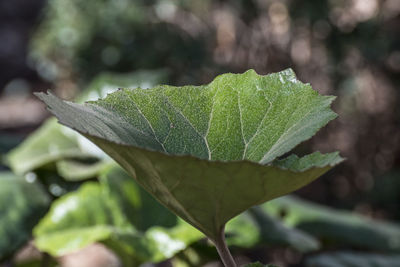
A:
[33,182,133,255]
[264,196,400,252]
[56,159,111,181]
[0,172,50,260]
[225,209,320,252]
[7,69,169,176]
[7,119,89,175]
[99,165,177,231]
[33,166,203,265]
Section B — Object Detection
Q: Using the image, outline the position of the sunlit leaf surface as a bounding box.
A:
[7,119,88,174]
[56,159,111,181]
[37,69,343,240]
[34,166,203,265]
[7,70,168,175]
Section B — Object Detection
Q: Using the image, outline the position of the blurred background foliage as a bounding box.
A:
[0,0,399,266]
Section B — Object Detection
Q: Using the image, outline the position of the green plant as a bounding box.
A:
[37,69,343,266]
[0,172,50,260]
[33,164,204,266]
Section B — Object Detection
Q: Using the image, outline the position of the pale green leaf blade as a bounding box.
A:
[38,69,337,163]
[36,69,343,240]
[34,182,134,256]
[34,171,203,264]
[33,183,132,246]
[0,172,50,260]
[7,70,169,175]
[144,220,204,262]
[33,182,152,265]
[274,151,343,171]
[99,164,177,231]
[100,165,204,262]
[7,119,90,174]
[56,159,111,181]
[225,213,260,248]
[225,210,320,252]
[264,196,400,252]
[35,225,136,257]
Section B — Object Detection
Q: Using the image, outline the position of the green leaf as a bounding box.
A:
[33,182,154,266]
[225,213,260,248]
[7,70,169,175]
[249,208,320,253]
[264,195,400,252]
[144,220,204,263]
[225,209,320,252]
[0,172,50,260]
[99,164,177,231]
[33,182,132,253]
[7,119,90,174]
[305,252,400,267]
[56,159,111,181]
[36,69,343,240]
[34,166,203,265]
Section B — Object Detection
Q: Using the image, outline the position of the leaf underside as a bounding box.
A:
[37,69,343,239]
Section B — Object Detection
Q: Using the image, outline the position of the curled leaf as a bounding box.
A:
[36,69,343,240]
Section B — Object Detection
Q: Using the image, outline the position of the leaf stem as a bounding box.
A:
[213,226,237,267]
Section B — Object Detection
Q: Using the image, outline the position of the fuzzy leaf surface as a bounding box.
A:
[7,69,168,175]
[37,69,343,239]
